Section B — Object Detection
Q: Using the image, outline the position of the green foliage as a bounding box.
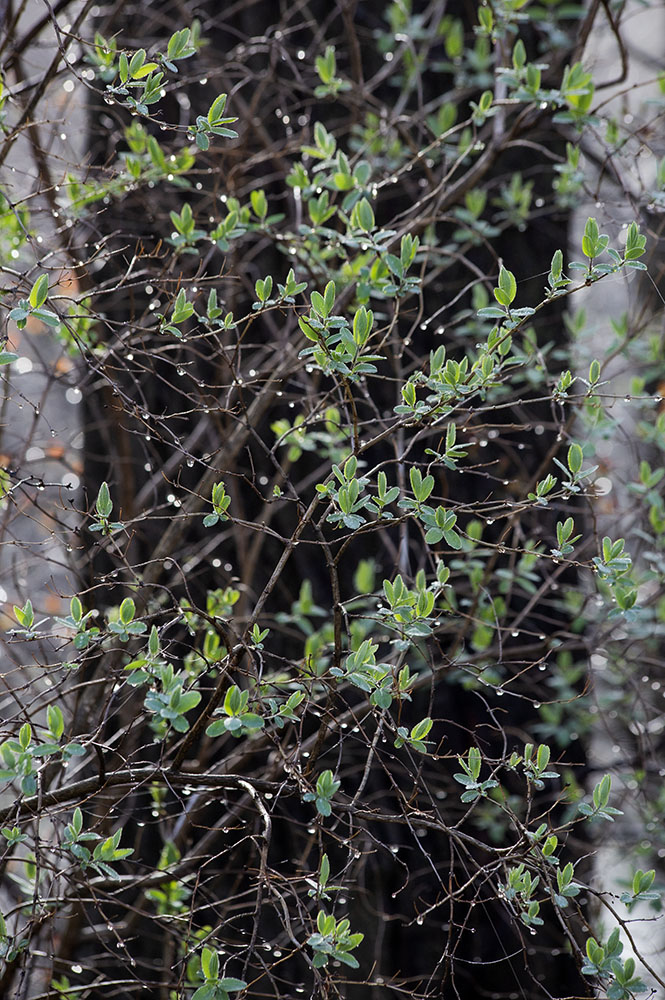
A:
[578,774,624,823]
[107,597,147,642]
[55,597,101,649]
[620,869,660,908]
[454,746,499,802]
[204,481,231,527]
[307,854,344,901]
[307,910,364,968]
[205,685,265,738]
[62,807,133,879]
[1,3,664,998]
[303,769,341,817]
[554,862,581,908]
[89,481,124,535]
[8,274,59,329]
[502,864,544,927]
[521,743,559,790]
[315,45,350,98]
[188,93,239,150]
[394,715,434,753]
[193,948,246,1000]
[131,652,202,737]
[582,930,647,998]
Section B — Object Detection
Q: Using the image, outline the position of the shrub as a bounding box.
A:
[1,2,665,998]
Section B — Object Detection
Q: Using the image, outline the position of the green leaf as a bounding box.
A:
[411,717,433,741]
[14,599,34,629]
[201,947,218,981]
[177,691,201,713]
[192,986,217,1000]
[354,198,375,232]
[96,482,113,518]
[119,598,135,625]
[316,797,332,817]
[128,48,146,77]
[218,978,248,992]
[513,39,526,69]
[47,705,64,741]
[72,807,83,834]
[323,280,335,315]
[208,93,228,123]
[567,443,583,475]
[498,266,517,305]
[29,274,49,309]
[250,189,268,220]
